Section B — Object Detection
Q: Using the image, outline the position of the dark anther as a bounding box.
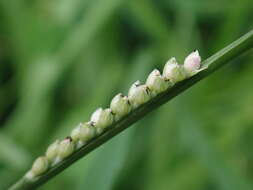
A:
[146,87,151,94]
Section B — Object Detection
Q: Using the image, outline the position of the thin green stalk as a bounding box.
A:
[9,29,253,190]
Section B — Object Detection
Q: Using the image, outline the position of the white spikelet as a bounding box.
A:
[57,137,75,160]
[70,123,82,142]
[91,108,114,134]
[184,50,201,76]
[110,93,131,120]
[25,156,49,179]
[128,81,150,108]
[45,140,60,163]
[146,69,171,96]
[77,122,96,147]
[163,57,186,83]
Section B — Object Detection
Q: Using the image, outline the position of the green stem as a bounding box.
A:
[9,29,253,190]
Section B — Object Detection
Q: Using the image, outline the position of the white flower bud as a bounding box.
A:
[184,50,201,76]
[110,93,131,120]
[45,140,60,162]
[163,57,186,83]
[70,123,82,142]
[129,80,141,93]
[27,156,48,178]
[91,108,114,134]
[58,137,75,160]
[79,122,96,142]
[146,69,171,96]
[128,81,150,108]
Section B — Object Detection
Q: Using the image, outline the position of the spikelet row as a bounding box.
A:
[25,50,201,179]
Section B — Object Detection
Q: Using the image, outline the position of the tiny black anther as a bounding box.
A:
[146,87,151,94]
[193,49,197,52]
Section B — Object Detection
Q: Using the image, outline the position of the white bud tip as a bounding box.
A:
[146,69,169,95]
[166,57,177,65]
[70,123,84,142]
[79,122,96,142]
[128,82,150,108]
[30,156,49,177]
[91,108,114,129]
[58,137,74,159]
[110,93,131,119]
[134,80,141,86]
[46,140,60,162]
[184,50,201,74]
[150,69,161,76]
[163,57,185,82]
[90,108,103,123]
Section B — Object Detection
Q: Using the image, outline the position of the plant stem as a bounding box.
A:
[9,29,253,190]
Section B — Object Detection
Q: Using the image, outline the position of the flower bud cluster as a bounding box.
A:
[25,50,201,179]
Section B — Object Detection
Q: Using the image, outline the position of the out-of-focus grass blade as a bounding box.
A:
[78,129,134,190]
[0,133,32,170]
[178,113,253,190]
[127,0,170,43]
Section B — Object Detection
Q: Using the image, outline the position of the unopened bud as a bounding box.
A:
[146,69,171,96]
[184,50,201,76]
[26,156,49,179]
[91,108,114,134]
[128,81,150,108]
[163,57,186,83]
[70,124,82,142]
[79,122,96,142]
[110,93,131,120]
[45,140,60,162]
[58,137,75,159]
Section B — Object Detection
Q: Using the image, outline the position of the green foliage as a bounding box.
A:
[0,0,253,189]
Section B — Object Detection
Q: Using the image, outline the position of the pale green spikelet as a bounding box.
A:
[163,57,186,83]
[110,93,131,120]
[146,69,172,96]
[91,108,114,134]
[128,81,151,108]
[45,140,60,163]
[57,137,75,160]
[25,156,49,179]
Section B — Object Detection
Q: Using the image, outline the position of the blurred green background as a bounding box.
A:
[1,0,253,189]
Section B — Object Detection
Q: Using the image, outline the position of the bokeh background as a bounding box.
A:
[1,0,253,189]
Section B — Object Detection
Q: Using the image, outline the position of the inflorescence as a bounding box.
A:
[25,50,202,179]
